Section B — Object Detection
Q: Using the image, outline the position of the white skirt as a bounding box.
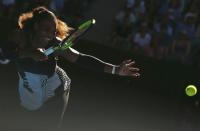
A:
[18,72,62,111]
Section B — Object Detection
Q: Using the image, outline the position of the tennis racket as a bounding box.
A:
[44,19,96,56]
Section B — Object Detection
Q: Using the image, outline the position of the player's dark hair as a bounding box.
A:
[18,6,72,40]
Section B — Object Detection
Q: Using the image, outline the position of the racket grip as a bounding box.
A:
[43,47,55,56]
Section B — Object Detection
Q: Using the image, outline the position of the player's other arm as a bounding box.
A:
[58,48,140,77]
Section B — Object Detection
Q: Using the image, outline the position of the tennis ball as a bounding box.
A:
[185,85,197,97]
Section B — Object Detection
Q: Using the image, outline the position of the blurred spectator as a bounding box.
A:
[154,15,174,36]
[1,0,16,18]
[152,23,173,60]
[176,12,197,40]
[132,22,153,57]
[168,0,184,13]
[171,30,191,64]
[162,0,184,14]
[134,0,146,15]
[114,6,137,38]
[111,6,137,50]
[133,0,147,23]
[158,0,184,28]
[2,0,15,6]
[126,0,135,8]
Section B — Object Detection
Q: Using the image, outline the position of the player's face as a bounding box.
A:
[33,18,57,48]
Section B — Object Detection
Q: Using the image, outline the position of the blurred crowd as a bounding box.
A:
[111,0,200,67]
[1,0,200,67]
[0,0,94,64]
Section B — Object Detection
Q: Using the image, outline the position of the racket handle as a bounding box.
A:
[44,42,72,56]
[43,47,55,56]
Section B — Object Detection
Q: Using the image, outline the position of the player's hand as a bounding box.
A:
[118,59,140,78]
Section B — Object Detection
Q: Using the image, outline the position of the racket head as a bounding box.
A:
[60,19,96,50]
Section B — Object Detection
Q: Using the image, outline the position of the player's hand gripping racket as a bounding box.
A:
[43,19,96,56]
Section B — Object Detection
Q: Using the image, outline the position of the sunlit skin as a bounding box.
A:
[118,59,140,78]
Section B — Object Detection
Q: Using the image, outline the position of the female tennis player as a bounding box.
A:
[4,6,140,111]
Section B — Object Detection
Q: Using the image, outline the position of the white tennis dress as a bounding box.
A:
[18,66,71,111]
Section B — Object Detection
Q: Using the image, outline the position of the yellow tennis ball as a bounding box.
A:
[185,85,197,96]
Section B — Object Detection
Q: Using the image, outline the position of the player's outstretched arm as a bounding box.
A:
[58,48,140,78]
